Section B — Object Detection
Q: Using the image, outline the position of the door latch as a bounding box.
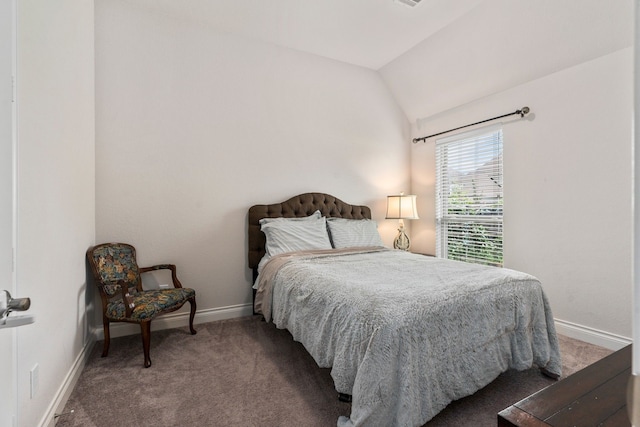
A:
[0,290,31,325]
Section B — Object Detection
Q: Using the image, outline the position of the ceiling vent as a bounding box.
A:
[394,0,423,8]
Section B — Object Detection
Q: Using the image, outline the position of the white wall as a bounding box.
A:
[381,0,632,123]
[94,0,410,327]
[409,49,633,343]
[15,1,95,426]
[382,0,634,344]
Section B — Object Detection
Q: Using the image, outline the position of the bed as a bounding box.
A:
[248,193,562,427]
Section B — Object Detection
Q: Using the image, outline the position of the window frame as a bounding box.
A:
[435,124,504,267]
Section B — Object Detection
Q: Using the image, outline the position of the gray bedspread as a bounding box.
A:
[254,248,562,427]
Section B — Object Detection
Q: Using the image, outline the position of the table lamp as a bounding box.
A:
[386,193,419,251]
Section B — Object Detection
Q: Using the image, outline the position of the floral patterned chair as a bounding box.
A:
[87,243,197,368]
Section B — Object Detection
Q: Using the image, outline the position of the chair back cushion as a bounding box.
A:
[89,243,140,296]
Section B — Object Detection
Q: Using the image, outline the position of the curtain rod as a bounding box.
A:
[412,106,530,144]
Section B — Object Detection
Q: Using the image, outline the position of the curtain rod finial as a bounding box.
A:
[519,106,530,117]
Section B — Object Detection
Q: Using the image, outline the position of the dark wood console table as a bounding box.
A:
[498,344,631,426]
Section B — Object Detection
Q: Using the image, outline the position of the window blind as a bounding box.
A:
[435,126,503,267]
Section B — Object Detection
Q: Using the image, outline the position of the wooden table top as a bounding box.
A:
[498,344,632,427]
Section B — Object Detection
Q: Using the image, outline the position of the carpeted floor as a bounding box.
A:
[54,316,613,427]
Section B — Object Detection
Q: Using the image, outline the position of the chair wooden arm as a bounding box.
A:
[139,264,184,288]
[116,280,136,318]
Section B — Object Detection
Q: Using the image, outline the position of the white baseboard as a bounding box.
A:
[39,337,95,427]
[91,303,254,341]
[554,318,632,351]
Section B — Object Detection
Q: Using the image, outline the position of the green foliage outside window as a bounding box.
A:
[445,185,503,267]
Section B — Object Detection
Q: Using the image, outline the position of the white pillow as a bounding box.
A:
[258,213,332,272]
[326,218,384,249]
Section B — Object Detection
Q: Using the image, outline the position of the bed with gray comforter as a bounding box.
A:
[254,247,562,427]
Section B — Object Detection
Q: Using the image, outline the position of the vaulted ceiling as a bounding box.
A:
[120,0,483,70]
[119,0,633,122]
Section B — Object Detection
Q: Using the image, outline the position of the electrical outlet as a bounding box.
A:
[158,284,170,289]
[30,363,38,399]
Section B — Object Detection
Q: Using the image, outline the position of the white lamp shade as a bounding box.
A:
[386,194,419,219]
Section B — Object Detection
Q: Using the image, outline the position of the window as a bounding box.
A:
[435,125,503,266]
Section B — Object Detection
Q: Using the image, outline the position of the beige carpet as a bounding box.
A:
[55,316,613,427]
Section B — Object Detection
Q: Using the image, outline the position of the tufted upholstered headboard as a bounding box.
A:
[248,193,371,271]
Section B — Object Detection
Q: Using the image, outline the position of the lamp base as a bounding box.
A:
[393,227,410,251]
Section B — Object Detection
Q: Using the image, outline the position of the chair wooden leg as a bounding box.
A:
[140,321,152,368]
[188,297,197,335]
[102,318,111,357]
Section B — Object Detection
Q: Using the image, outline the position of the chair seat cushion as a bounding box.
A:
[106,288,196,321]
